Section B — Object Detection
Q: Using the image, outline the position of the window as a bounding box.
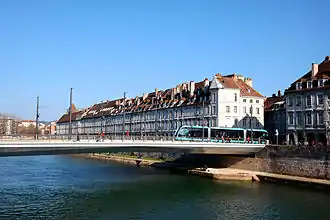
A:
[212,93,216,102]
[318,112,324,125]
[256,107,260,114]
[296,82,302,90]
[243,99,246,103]
[296,96,301,106]
[256,100,259,103]
[287,97,293,107]
[243,119,247,127]
[297,112,302,126]
[288,113,294,125]
[234,106,237,113]
[212,106,216,114]
[234,93,237,102]
[243,107,247,113]
[226,106,230,113]
[319,79,324,87]
[306,112,312,125]
[307,81,312,88]
[250,99,253,103]
[306,95,312,106]
[318,94,324,105]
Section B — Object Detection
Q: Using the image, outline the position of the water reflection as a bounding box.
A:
[0,156,329,220]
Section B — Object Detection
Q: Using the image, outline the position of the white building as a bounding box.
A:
[19,120,37,127]
[56,74,264,137]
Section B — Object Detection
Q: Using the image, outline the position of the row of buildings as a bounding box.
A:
[0,117,56,137]
[56,55,330,146]
[56,74,265,137]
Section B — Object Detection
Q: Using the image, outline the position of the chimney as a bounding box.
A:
[142,93,148,101]
[312,63,318,76]
[325,56,330,61]
[136,96,140,106]
[176,84,182,98]
[277,90,281,97]
[171,88,175,100]
[244,78,253,87]
[237,75,244,81]
[203,78,209,87]
[189,81,195,97]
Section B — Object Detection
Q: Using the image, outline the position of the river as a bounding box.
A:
[0,155,329,220]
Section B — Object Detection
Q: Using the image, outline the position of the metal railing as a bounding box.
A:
[0,134,177,142]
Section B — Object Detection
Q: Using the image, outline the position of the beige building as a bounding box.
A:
[56,73,264,137]
[0,114,18,136]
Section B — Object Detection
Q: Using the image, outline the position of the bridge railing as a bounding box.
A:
[0,134,178,142]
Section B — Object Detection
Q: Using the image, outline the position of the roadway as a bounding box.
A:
[0,140,265,157]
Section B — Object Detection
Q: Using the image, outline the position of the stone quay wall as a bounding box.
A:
[177,145,330,180]
[108,145,330,180]
[230,145,330,180]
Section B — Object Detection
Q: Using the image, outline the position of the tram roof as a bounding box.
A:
[181,125,268,133]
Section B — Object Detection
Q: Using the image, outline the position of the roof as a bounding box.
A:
[286,56,330,93]
[264,95,285,111]
[215,74,264,98]
[57,109,86,123]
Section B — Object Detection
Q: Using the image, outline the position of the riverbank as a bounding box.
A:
[189,168,330,189]
[76,153,330,190]
[77,153,193,172]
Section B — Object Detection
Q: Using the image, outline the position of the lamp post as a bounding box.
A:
[324,91,330,146]
[155,97,158,138]
[202,98,205,142]
[35,96,40,140]
[250,105,253,142]
[100,101,104,134]
[122,92,126,140]
[68,88,73,140]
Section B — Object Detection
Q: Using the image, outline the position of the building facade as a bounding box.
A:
[285,56,330,145]
[0,115,18,136]
[56,74,265,138]
[264,91,286,144]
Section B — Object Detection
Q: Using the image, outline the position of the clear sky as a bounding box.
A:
[1,0,329,121]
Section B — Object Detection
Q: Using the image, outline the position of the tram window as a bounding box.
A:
[247,131,268,139]
[211,129,243,139]
[188,127,207,138]
[177,128,189,137]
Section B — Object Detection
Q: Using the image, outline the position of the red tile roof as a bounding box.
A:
[57,109,86,123]
[264,96,284,111]
[216,74,264,97]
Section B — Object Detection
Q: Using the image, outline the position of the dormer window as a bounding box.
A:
[319,79,324,87]
[296,82,302,90]
[307,81,312,88]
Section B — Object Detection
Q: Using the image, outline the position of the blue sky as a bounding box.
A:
[1,0,329,121]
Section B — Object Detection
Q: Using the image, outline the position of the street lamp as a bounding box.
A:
[202,98,205,142]
[35,96,40,140]
[122,92,127,141]
[100,101,104,134]
[68,88,73,140]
